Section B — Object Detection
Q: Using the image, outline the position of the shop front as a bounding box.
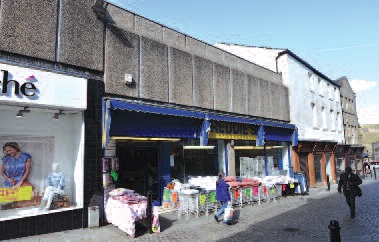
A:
[0,63,87,227]
[293,141,338,187]
[102,98,298,205]
[102,98,205,205]
[347,146,365,177]
[208,121,297,178]
[334,144,350,179]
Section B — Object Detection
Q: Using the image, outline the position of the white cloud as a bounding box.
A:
[358,106,379,124]
[349,79,377,93]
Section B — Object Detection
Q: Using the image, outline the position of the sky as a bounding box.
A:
[109,0,378,124]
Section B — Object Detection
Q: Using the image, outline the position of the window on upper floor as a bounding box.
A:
[308,72,314,91]
[312,103,317,128]
[322,107,327,129]
[330,110,335,131]
[328,84,333,99]
[345,98,349,111]
[318,78,323,96]
[337,112,341,131]
[334,87,339,101]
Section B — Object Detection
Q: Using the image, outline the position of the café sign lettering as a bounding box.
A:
[209,121,257,140]
[0,70,37,97]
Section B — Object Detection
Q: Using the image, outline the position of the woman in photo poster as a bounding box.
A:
[1,142,32,188]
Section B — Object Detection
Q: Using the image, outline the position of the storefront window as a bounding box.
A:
[0,109,84,221]
[170,139,218,183]
[235,140,281,177]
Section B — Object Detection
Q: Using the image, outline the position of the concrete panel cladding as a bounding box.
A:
[140,37,169,102]
[59,0,104,71]
[186,37,206,58]
[0,0,57,61]
[231,70,247,114]
[105,4,135,33]
[135,15,163,42]
[214,63,231,112]
[258,78,271,118]
[206,45,224,65]
[105,26,140,97]
[163,27,186,50]
[247,75,260,117]
[169,47,193,105]
[270,83,280,120]
[193,56,214,109]
[278,85,290,121]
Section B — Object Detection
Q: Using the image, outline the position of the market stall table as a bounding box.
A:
[105,191,150,238]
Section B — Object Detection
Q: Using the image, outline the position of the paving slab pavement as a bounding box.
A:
[7,177,378,242]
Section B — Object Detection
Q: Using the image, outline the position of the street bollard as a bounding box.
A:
[328,220,341,242]
[374,167,377,180]
[327,174,330,191]
[146,190,153,234]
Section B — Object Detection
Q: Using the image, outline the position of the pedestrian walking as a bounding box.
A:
[338,166,362,218]
[365,162,372,177]
[214,172,231,224]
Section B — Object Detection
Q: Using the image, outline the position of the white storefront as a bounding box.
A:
[0,62,87,221]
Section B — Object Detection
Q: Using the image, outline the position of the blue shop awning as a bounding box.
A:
[206,113,296,129]
[110,99,205,119]
[102,98,298,147]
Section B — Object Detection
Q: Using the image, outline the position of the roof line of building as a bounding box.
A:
[107,3,278,75]
[277,49,341,87]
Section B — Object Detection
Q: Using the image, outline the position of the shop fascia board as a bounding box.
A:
[0,102,85,113]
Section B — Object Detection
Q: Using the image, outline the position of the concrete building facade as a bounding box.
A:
[334,76,365,177]
[336,77,362,145]
[0,1,297,239]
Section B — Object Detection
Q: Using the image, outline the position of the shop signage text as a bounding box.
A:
[0,63,87,109]
[209,121,257,140]
[0,70,37,96]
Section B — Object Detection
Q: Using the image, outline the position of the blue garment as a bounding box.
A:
[2,153,31,187]
[46,172,65,190]
[216,178,231,202]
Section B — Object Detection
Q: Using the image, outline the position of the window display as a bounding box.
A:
[39,162,66,212]
[0,109,84,221]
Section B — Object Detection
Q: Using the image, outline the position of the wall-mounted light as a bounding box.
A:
[16,107,30,118]
[234,146,264,150]
[111,136,181,142]
[183,146,215,150]
[52,110,65,120]
[124,74,134,85]
[233,146,283,150]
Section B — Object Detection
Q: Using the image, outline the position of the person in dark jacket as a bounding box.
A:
[338,166,362,218]
[214,172,231,224]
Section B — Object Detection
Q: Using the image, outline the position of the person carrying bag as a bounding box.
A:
[214,172,232,225]
[338,166,362,218]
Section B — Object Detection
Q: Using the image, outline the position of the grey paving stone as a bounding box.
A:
[9,178,378,241]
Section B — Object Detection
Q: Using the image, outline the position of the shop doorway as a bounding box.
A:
[299,153,309,173]
[314,155,322,183]
[117,145,159,200]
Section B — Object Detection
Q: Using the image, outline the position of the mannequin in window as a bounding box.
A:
[39,162,65,212]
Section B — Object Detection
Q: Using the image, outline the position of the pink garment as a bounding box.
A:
[224,176,237,182]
